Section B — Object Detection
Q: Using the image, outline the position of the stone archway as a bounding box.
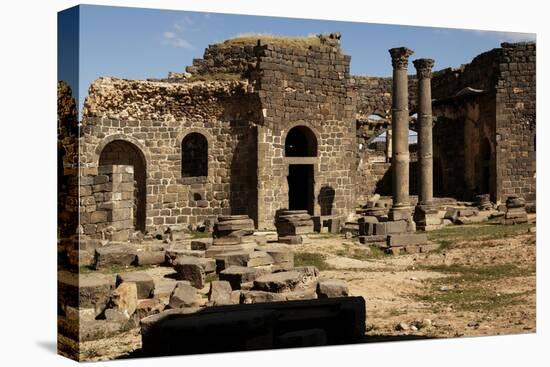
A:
[99,140,147,232]
[284,126,318,215]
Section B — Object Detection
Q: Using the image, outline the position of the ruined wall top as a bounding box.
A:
[178,33,342,80]
[82,77,257,122]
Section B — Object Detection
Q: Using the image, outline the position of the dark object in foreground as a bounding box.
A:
[141,296,366,356]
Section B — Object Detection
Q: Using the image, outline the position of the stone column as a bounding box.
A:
[413,58,435,207]
[389,47,414,220]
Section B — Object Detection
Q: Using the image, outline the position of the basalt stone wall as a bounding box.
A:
[251,41,357,228]
[430,42,536,203]
[185,42,257,76]
[354,75,418,118]
[495,42,536,203]
[79,165,135,240]
[81,78,262,233]
[57,81,79,238]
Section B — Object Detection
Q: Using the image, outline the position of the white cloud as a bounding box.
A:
[163,31,176,39]
[162,37,193,49]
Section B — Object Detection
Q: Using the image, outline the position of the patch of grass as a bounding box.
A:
[294,252,333,271]
[189,231,212,239]
[205,273,219,283]
[422,264,535,282]
[416,263,536,312]
[417,287,529,312]
[224,34,322,48]
[335,243,387,260]
[428,222,531,246]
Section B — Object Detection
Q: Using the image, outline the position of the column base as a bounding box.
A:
[388,206,413,221]
[414,204,443,231]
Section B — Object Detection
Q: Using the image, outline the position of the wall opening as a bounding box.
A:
[481,138,491,195]
[288,164,314,215]
[182,132,208,177]
[285,126,317,157]
[99,140,147,232]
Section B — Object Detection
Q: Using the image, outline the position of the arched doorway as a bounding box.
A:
[99,140,147,232]
[181,132,208,178]
[285,126,317,214]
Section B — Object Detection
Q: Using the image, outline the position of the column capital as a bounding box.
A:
[413,58,435,79]
[389,47,414,70]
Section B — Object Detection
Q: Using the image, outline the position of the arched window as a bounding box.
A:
[182,133,208,177]
[285,126,317,157]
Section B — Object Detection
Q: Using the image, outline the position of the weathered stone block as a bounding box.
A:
[135,251,166,266]
[116,272,155,299]
[94,244,137,270]
[173,257,206,288]
[253,271,302,293]
[387,233,428,247]
[208,280,235,306]
[219,266,258,290]
[169,282,197,308]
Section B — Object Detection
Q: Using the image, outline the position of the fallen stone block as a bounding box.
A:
[154,279,183,300]
[190,238,213,251]
[240,290,286,304]
[358,235,388,246]
[278,234,311,245]
[116,272,155,299]
[205,243,257,257]
[317,280,349,298]
[387,233,428,247]
[265,248,294,270]
[135,298,165,319]
[111,282,138,319]
[165,248,205,264]
[173,257,206,288]
[58,271,114,318]
[455,215,488,225]
[219,266,258,290]
[253,271,302,293]
[208,280,235,306]
[93,244,137,270]
[78,320,126,342]
[169,282,197,308]
[141,297,366,357]
[135,251,166,266]
[215,251,274,271]
[373,220,408,235]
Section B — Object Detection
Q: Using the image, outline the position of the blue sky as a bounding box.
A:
[58,5,535,111]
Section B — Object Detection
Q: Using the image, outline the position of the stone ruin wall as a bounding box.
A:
[354,42,535,204]
[57,81,79,238]
[495,42,536,203]
[432,42,536,203]
[81,78,262,235]
[249,41,358,228]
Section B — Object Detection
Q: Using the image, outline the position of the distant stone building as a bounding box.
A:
[58,34,535,239]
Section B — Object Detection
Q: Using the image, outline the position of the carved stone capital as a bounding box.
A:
[413,58,435,79]
[389,47,414,70]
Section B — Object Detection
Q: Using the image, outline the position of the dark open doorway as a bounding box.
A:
[288,164,314,215]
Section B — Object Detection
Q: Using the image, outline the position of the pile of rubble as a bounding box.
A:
[275,210,314,244]
[501,195,528,224]
[58,213,351,342]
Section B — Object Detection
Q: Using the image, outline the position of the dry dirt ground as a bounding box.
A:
[70,217,536,361]
[299,218,536,339]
